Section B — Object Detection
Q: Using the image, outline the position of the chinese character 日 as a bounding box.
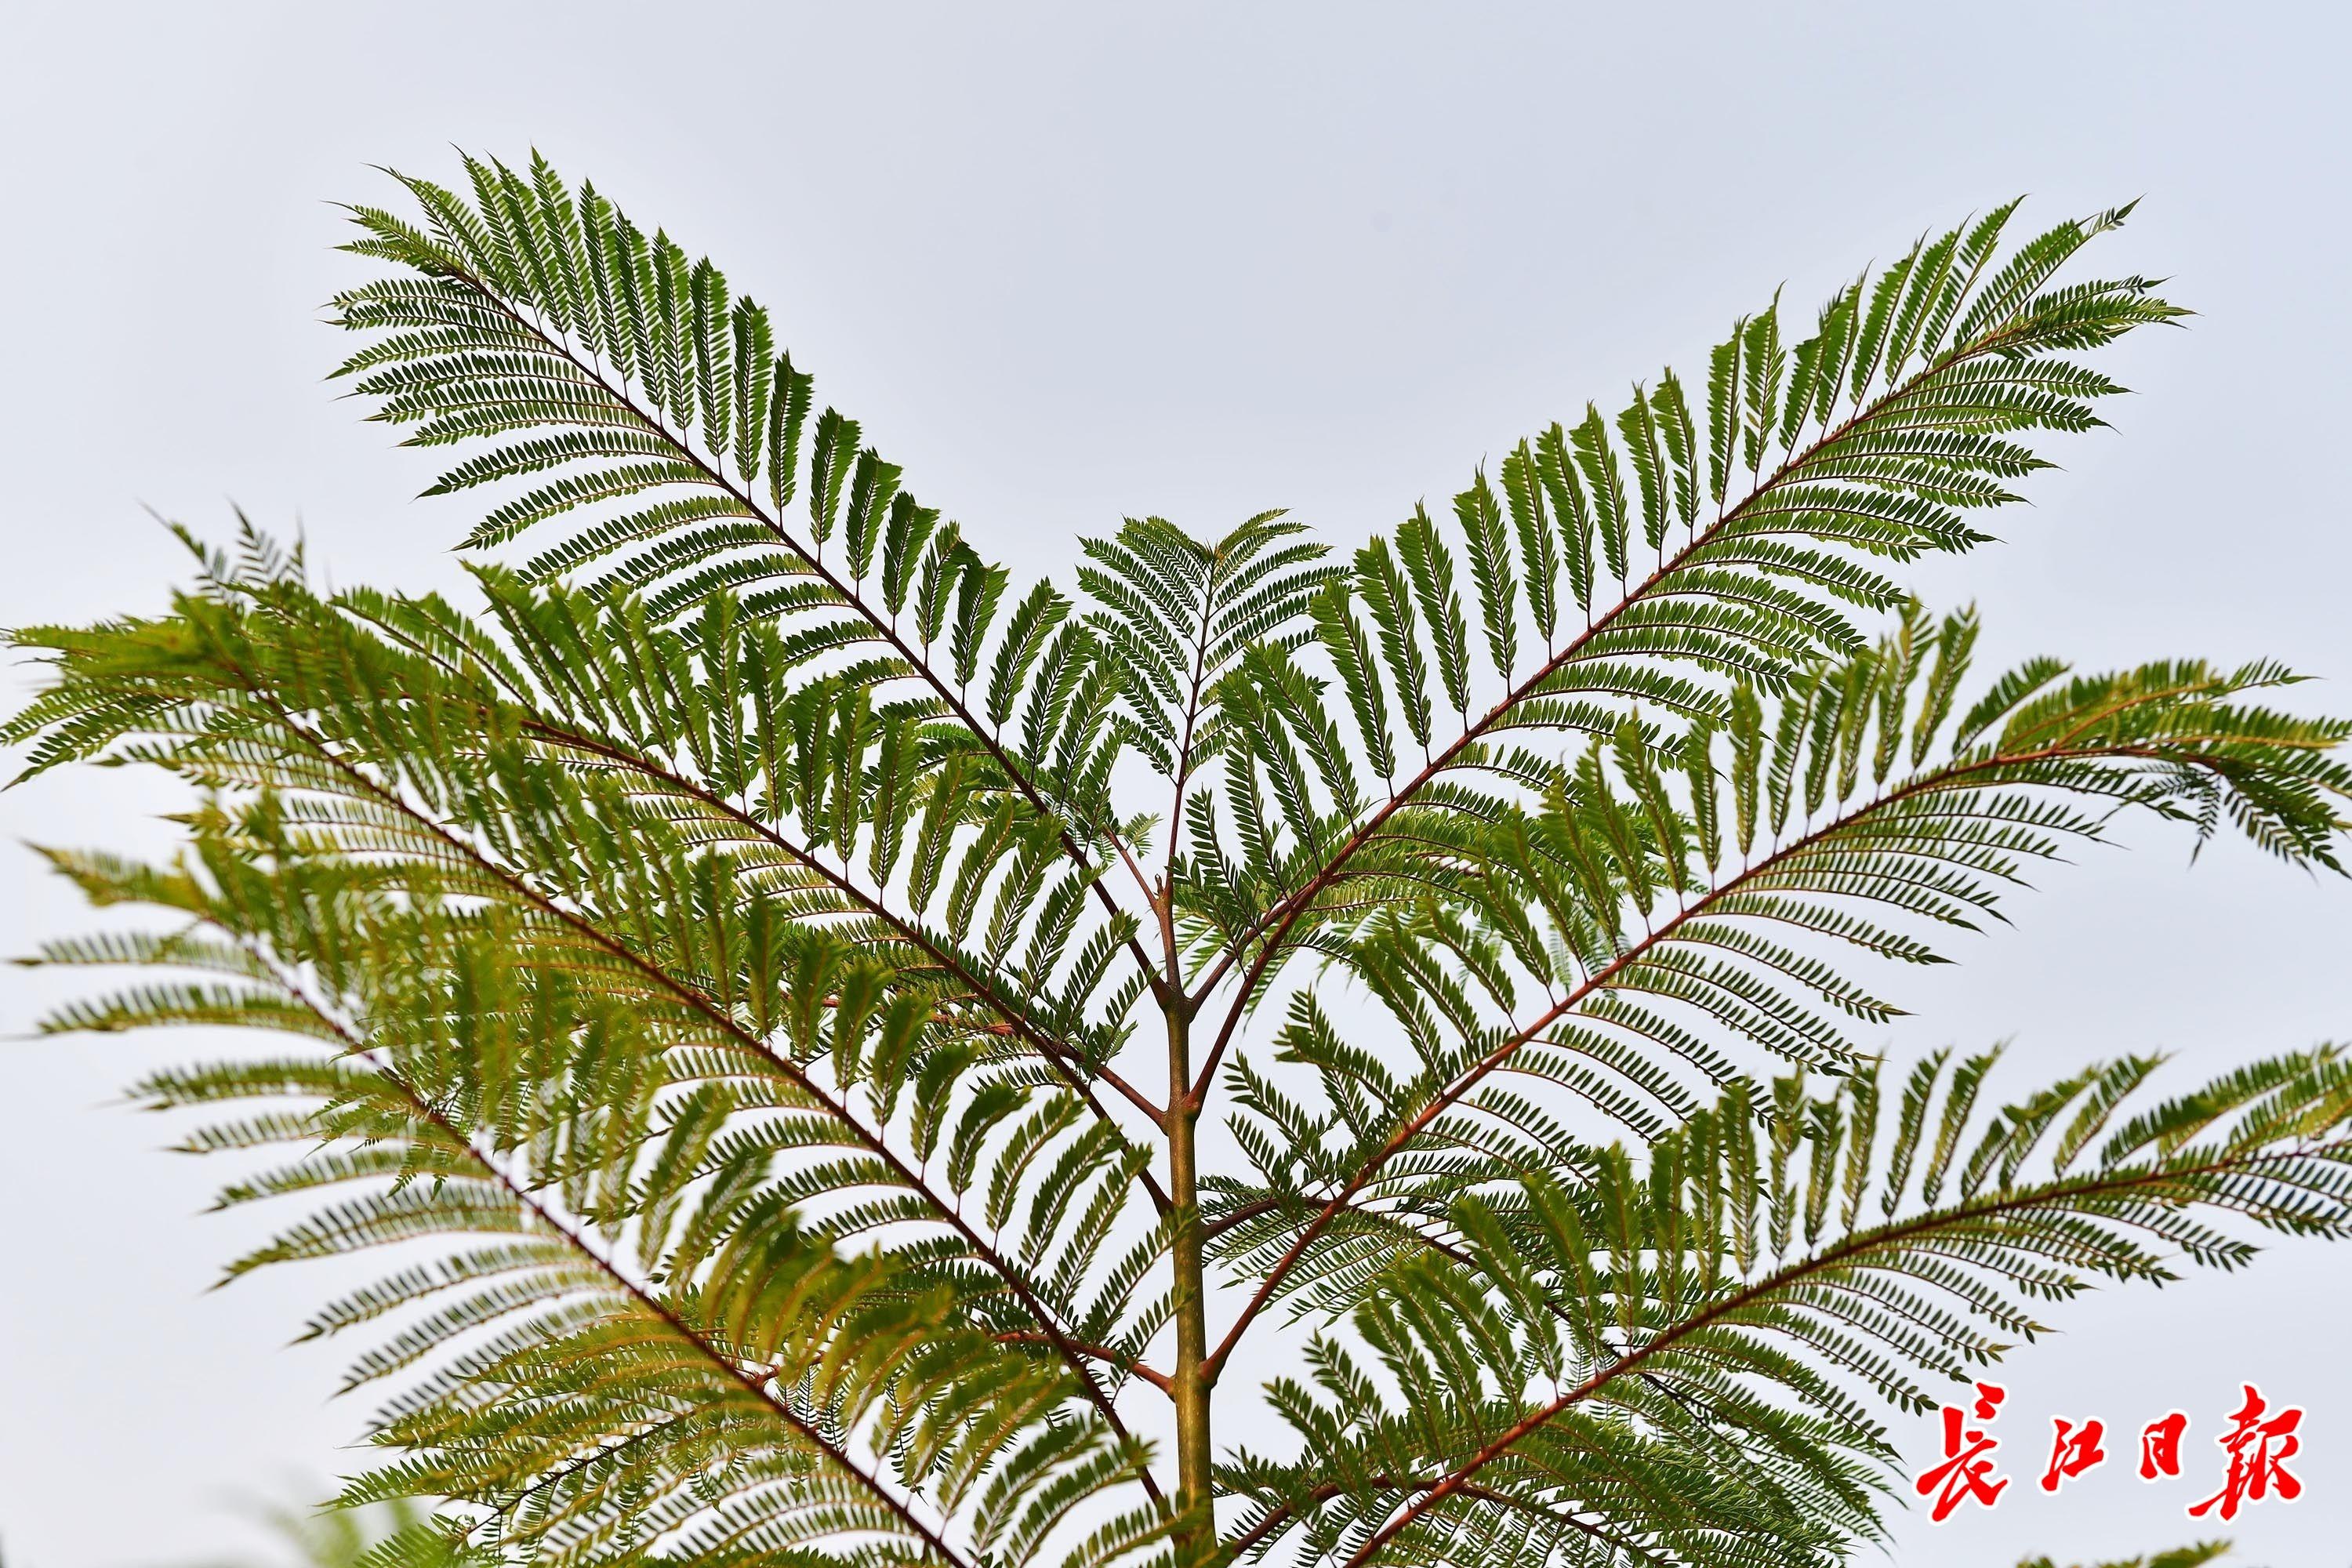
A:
[2041,1417,2107,1493]
[1916,1381,2009,1523]
[2187,1384,2303,1522]
[2140,1411,2187,1480]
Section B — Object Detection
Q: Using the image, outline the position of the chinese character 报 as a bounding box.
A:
[2187,1384,2303,1522]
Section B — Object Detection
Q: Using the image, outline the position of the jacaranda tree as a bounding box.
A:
[10,154,2351,1568]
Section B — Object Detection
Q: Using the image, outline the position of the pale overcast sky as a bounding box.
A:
[3,4,2349,1565]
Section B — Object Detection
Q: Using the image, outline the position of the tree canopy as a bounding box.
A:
[9,153,2350,1568]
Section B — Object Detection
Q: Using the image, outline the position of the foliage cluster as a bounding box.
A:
[10,154,2350,1568]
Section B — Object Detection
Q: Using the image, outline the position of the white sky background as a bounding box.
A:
[2,3,2349,1564]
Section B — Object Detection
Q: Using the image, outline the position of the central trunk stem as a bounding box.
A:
[1166,998,1215,1562]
